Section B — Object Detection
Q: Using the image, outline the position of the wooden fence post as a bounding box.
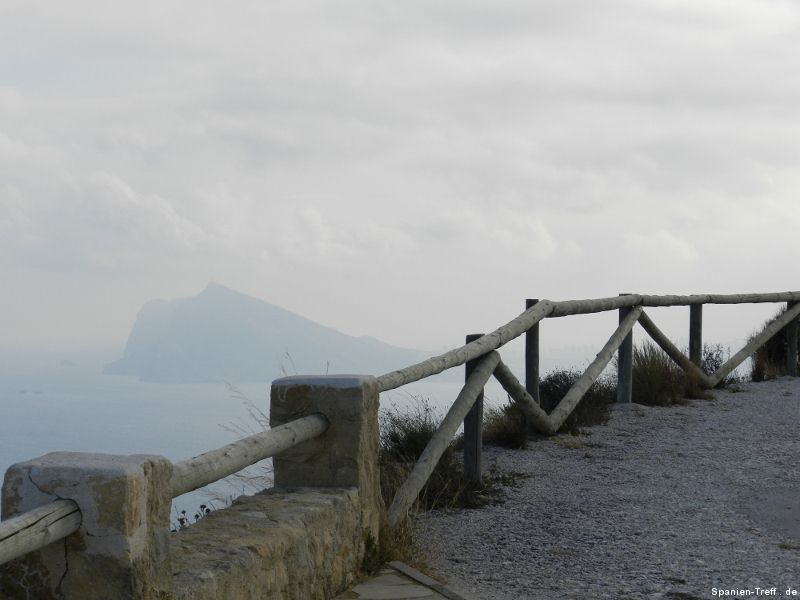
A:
[525,299,541,407]
[616,294,634,403]
[464,333,484,485]
[787,301,799,377]
[690,304,703,368]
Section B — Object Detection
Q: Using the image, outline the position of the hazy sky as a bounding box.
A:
[2,1,799,357]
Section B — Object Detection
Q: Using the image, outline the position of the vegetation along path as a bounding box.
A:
[415,378,800,600]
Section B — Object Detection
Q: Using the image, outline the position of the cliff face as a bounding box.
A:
[103,283,427,383]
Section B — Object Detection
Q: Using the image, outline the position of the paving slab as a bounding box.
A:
[336,562,472,600]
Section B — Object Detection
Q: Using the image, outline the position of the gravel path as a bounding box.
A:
[414,378,800,600]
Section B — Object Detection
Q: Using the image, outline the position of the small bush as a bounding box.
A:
[483,399,528,448]
[700,343,726,376]
[628,341,736,402]
[361,522,418,574]
[750,307,799,381]
[699,343,741,390]
[631,341,687,406]
[379,399,442,465]
[171,503,215,532]
[538,369,615,432]
[378,398,493,513]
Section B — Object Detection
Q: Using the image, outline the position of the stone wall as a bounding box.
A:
[1,375,383,600]
[1,453,173,600]
[172,488,366,599]
[171,375,383,599]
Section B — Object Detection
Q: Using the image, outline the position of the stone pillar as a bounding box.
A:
[270,375,382,540]
[1,452,173,600]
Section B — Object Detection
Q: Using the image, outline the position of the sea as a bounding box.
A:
[0,349,517,524]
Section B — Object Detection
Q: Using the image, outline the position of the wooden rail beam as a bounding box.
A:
[707,301,800,387]
[548,294,642,317]
[552,306,642,423]
[463,334,485,485]
[0,499,81,566]
[637,303,800,389]
[376,292,800,391]
[495,307,642,435]
[171,413,329,498]
[639,292,800,306]
[376,301,553,392]
[493,361,557,435]
[387,351,500,528]
[638,311,712,388]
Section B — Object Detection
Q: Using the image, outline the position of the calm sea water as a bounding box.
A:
[0,358,497,521]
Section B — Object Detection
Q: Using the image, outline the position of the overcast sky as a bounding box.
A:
[2,0,799,359]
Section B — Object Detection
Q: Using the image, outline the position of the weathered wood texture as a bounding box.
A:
[616,296,634,404]
[386,352,500,528]
[639,302,800,388]
[376,301,554,391]
[689,305,703,367]
[171,414,329,497]
[377,292,800,391]
[493,361,557,435]
[638,311,712,387]
[495,307,642,435]
[549,292,800,317]
[552,306,642,423]
[0,499,81,566]
[463,334,484,485]
[525,299,540,405]
[638,292,800,306]
[707,301,800,387]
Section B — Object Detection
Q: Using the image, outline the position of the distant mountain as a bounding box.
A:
[104,283,429,383]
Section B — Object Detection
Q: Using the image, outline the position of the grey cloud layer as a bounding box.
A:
[1,0,798,348]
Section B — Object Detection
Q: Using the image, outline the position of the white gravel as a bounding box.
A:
[414,378,800,600]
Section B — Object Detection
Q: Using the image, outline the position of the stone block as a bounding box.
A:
[1,452,172,600]
[270,375,382,538]
[172,488,363,599]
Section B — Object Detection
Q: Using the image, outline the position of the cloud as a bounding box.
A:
[0,167,209,272]
[2,0,800,349]
[625,231,699,263]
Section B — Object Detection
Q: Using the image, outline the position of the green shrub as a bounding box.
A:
[750,307,799,381]
[538,369,615,432]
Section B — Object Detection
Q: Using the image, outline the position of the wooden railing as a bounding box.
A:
[0,413,329,566]
[382,292,800,526]
[1,290,798,590]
